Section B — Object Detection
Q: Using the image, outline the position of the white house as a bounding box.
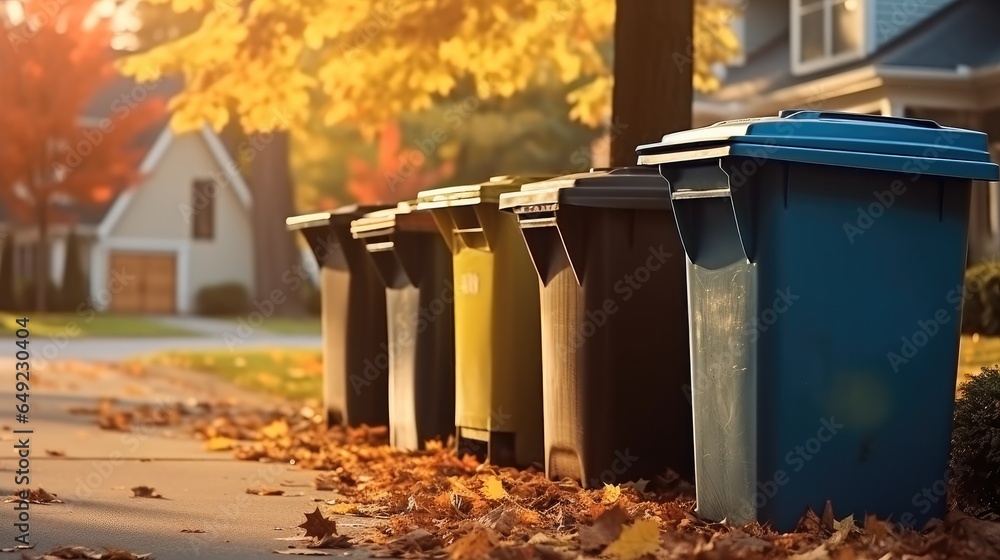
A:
[2,77,256,314]
[699,0,1000,263]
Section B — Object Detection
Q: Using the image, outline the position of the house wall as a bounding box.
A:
[96,131,254,314]
[744,0,788,56]
[874,0,956,47]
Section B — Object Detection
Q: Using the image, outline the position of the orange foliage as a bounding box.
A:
[0,0,166,222]
[346,122,454,204]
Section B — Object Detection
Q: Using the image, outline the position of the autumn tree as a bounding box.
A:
[0,0,164,311]
[346,122,454,204]
[121,0,738,311]
[123,0,738,132]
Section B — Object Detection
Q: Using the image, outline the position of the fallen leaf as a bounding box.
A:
[580,506,629,553]
[385,529,441,553]
[820,501,835,532]
[601,518,660,559]
[307,533,352,549]
[828,515,856,546]
[481,476,506,500]
[480,505,517,536]
[272,550,332,556]
[297,507,338,540]
[130,486,166,499]
[5,488,63,504]
[23,546,151,559]
[325,503,359,515]
[447,526,497,560]
[180,529,206,533]
[204,437,235,451]
[603,484,621,504]
[262,419,290,439]
[789,544,832,560]
[622,479,650,494]
[45,449,66,457]
[247,487,285,496]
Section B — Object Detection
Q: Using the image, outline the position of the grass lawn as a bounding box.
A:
[132,348,323,401]
[259,316,321,335]
[0,312,196,338]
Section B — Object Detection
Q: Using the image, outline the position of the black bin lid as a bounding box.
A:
[498,167,671,211]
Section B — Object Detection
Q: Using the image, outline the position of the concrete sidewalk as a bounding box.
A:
[0,359,375,559]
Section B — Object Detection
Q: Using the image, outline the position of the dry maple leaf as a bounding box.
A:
[307,533,353,549]
[6,488,63,504]
[24,546,152,560]
[580,506,629,553]
[480,505,517,536]
[298,507,338,539]
[480,476,506,501]
[603,484,622,504]
[384,528,442,554]
[130,486,165,499]
[247,487,285,496]
[447,526,498,559]
[261,419,290,439]
[601,518,661,559]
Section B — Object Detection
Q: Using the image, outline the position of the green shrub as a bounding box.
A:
[58,231,89,312]
[951,366,1000,516]
[196,283,249,316]
[961,262,1000,336]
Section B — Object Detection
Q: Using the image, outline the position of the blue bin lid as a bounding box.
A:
[636,110,999,181]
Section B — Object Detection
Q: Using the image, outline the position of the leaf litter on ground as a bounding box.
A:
[94,399,1000,559]
[130,486,165,499]
[22,546,151,560]
[5,488,62,504]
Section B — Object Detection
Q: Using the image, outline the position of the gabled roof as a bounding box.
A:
[703,0,1000,103]
[4,74,251,231]
[96,124,253,238]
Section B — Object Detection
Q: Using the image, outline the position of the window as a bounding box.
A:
[792,0,865,75]
[192,179,215,240]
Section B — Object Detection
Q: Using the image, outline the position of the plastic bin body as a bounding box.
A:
[351,203,456,451]
[498,167,693,487]
[637,111,999,532]
[286,206,392,428]
[417,176,548,467]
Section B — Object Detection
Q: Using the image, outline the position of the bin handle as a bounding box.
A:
[784,110,941,129]
[662,162,754,269]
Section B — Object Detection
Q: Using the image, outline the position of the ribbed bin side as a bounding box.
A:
[689,260,757,524]
[387,286,421,451]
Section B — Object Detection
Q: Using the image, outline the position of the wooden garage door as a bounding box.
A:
[108,252,177,314]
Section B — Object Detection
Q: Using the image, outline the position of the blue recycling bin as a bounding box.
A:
[636,111,998,532]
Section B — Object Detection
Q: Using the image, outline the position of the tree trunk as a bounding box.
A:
[35,195,48,312]
[610,0,694,167]
[248,130,304,316]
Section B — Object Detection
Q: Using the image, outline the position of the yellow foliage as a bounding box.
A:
[601,518,661,559]
[122,0,741,134]
[480,476,507,500]
[260,419,289,439]
[602,483,621,504]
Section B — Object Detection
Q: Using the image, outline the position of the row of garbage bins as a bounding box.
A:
[286,111,999,532]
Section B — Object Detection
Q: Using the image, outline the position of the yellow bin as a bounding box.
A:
[416,176,549,467]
